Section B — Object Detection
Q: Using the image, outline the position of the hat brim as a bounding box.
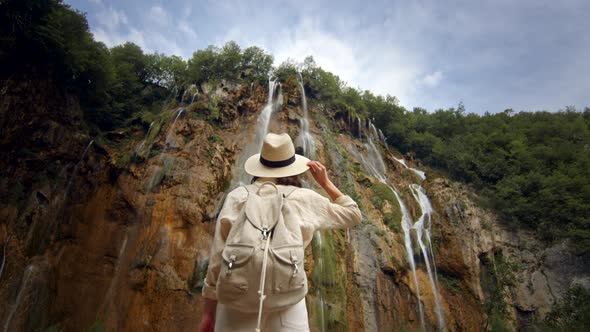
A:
[244,153,310,178]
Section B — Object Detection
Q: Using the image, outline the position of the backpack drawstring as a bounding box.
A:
[255,231,271,332]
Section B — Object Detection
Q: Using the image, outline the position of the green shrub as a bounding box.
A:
[542,284,590,330]
[383,213,401,233]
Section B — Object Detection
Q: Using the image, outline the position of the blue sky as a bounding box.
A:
[67,0,589,114]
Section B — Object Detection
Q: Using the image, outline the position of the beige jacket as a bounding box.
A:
[202,178,362,300]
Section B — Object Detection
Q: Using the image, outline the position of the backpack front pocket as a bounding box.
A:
[271,245,306,294]
[217,244,255,301]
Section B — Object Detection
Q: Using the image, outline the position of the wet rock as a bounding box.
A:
[288,109,301,122]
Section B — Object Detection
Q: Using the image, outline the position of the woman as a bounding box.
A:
[199,133,362,332]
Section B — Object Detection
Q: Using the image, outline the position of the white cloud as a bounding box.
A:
[179,21,198,41]
[422,71,443,87]
[95,6,128,28]
[271,18,361,87]
[92,27,146,50]
[147,33,184,56]
[148,5,170,27]
[89,1,188,57]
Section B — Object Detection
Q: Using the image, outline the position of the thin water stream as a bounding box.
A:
[352,121,445,330]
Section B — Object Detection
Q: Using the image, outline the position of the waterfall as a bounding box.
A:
[393,156,426,181]
[256,79,278,153]
[97,232,129,317]
[231,78,280,186]
[296,72,316,159]
[350,124,452,330]
[164,108,184,147]
[136,122,154,152]
[296,72,326,331]
[181,88,190,103]
[410,184,445,329]
[394,189,426,330]
[314,231,327,332]
[62,139,94,199]
[170,109,184,132]
[378,128,387,143]
[0,235,9,280]
[369,122,379,139]
[142,108,184,191]
[182,84,197,104]
[351,144,426,329]
[3,264,38,332]
[275,84,284,113]
[410,168,426,181]
[357,116,362,138]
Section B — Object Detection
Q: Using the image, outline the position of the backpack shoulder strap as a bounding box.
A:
[245,182,279,195]
[281,186,298,198]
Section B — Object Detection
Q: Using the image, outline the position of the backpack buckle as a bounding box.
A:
[291,254,299,276]
[261,227,269,240]
[227,255,236,275]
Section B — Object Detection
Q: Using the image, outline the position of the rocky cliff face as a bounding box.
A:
[1,78,588,331]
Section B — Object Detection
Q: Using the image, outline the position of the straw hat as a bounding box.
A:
[244,133,310,178]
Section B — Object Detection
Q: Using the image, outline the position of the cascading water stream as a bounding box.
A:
[165,108,184,146]
[357,116,362,138]
[24,139,95,251]
[314,231,327,332]
[410,184,445,329]
[351,124,428,330]
[233,78,280,186]
[136,122,154,152]
[97,232,129,318]
[96,104,188,323]
[394,189,426,330]
[296,72,326,332]
[142,108,185,191]
[392,155,426,182]
[0,235,9,280]
[378,128,387,143]
[182,84,197,104]
[296,72,316,159]
[358,122,443,330]
[3,263,39,332]
[66,140,94,191]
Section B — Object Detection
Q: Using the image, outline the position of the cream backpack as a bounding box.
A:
[216,182,308,326]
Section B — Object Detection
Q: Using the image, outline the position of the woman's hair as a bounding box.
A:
[251,175,302,188]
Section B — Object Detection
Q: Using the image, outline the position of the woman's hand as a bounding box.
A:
[307,161,329,187]
[307,161,343,201]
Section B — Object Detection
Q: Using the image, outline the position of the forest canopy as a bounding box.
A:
[1,0,589,251]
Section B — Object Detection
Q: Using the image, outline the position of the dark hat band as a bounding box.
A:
[260,155,296,168]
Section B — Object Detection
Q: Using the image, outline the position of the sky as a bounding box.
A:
[67,0,589,114]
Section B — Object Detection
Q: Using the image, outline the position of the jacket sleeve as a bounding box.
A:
[298,189,362,231]
[201,187,246,300]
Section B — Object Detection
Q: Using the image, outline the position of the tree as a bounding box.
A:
[218,41,242,79]
[146,53,187,90]
[241,46,273,81]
